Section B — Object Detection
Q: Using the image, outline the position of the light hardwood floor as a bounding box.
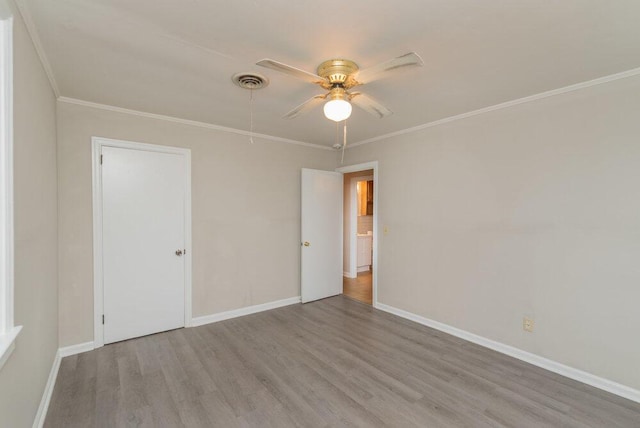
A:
[343,271,372,305]
[45,296,640,427]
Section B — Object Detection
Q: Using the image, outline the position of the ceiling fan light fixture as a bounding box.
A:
[324,99,352,122]
[257,52,422,121]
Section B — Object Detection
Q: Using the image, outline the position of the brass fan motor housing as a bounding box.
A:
[328,86,347,101]
[317,59,359,89]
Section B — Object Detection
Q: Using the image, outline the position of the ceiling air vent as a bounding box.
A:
[232,72,269,90]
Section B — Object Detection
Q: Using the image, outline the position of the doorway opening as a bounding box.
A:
[341,168,375,305]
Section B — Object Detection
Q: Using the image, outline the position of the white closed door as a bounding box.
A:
[102,146,186,344]
[301,168,343,303]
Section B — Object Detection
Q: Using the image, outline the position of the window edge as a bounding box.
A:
[0,325,22,370]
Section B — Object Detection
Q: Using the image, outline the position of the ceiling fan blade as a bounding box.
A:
[354,52,424,85]
[256,59,326,84]
[283,94,327,119]
[349,93,393,119]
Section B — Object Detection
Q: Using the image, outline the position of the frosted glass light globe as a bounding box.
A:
[323,99,352,122]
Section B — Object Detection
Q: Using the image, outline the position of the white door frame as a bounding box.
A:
[91,136,192,348]
[336,161,379,307]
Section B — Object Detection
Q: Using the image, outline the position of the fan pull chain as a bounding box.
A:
[249,89,254,144]
[341,120,347,164]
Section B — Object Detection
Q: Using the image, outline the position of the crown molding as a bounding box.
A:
[13,0,59,97]
[349,66,640,149]
[57,97,334,151]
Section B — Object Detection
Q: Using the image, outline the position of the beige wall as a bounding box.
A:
[0,4,58,427]
[343,74,640,390]
[57,102,337,346]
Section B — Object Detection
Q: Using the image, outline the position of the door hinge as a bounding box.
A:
[102,314,105,324]
[100,154,103,165]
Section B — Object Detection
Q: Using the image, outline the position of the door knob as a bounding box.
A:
[303,241,310,247]
[175,249,183,256]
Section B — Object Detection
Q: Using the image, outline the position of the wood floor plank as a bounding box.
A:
[198,390,242,428]
[141,370,183,427]
[45,296,640,427]
[94,344,120,428]
[115,343,150,426]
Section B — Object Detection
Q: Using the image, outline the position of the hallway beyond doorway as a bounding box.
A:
[343,271,372,305]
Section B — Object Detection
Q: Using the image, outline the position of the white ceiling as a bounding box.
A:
[22,0,640,147]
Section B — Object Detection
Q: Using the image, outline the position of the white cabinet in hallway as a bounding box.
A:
[357,234,373,272]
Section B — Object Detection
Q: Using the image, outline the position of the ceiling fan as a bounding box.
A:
[256,52,424,122]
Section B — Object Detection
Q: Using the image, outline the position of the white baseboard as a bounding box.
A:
[59,341,95,357]
[375,303,640,404]
[343,271,356,279]
[32,350,61,428]
[191,296,301,327]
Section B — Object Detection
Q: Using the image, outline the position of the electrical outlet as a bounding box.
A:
[523,317,534,332]
[383,226,389,235]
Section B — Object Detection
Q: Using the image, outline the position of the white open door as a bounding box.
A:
[101,145,187,344]
[301,168,343,303]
